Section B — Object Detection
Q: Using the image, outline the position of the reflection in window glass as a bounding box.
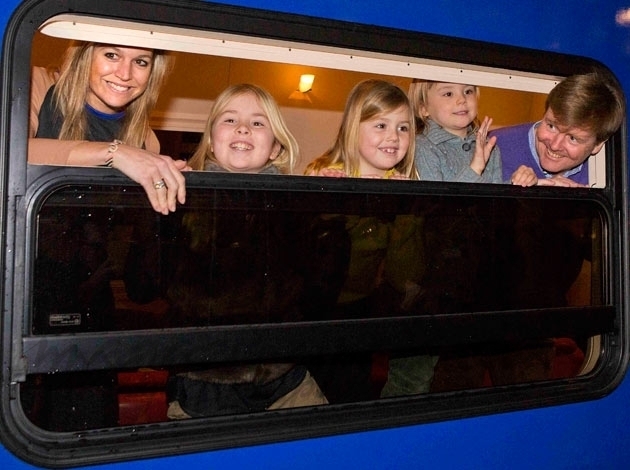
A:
[32,183,603,334]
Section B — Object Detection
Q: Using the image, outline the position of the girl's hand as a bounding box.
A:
[318,168,347,178]
[388,172,409,180]
[470,116,496,175]
[510,165,538,186]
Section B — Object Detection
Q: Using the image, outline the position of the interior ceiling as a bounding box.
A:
[31,31,545,131]
[31,31,411,113]
[162,51,413,112]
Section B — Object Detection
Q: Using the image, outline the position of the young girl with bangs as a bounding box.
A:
[162,84,327,418]
[187,83,298,174]
[305,79,417,179]
[304,80,430,402]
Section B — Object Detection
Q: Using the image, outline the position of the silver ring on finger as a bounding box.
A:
[154,179,166,190]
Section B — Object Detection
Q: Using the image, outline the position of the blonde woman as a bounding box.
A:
[29,41,187,214]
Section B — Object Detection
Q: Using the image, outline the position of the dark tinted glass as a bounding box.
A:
[31,181,605,335]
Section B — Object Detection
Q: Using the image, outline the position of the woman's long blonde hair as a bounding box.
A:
[52,41,172,148]
[306,79,416,179]
[188,83,299,173]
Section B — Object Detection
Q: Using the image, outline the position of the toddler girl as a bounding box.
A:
[409,79,502,183]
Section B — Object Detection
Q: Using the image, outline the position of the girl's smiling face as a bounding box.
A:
[357,105,411,177]
[211,92,280,173]
[87,46,154,113]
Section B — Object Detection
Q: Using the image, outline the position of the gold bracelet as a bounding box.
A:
[104,139,123,167]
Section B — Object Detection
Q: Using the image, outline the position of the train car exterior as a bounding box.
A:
[1,0,629,468]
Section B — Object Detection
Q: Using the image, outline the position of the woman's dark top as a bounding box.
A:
[36,86,125,141]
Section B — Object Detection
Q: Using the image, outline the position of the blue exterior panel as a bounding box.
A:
[1,1,628,468]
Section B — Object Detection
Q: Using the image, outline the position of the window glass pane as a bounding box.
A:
[31,181,605,335]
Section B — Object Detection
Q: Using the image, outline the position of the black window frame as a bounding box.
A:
[1,0,627,468]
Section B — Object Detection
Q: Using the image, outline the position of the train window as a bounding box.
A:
[32,15,608,182]
[1,1,624,467]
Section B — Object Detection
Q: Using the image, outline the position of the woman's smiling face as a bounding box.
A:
[87,45,154,113]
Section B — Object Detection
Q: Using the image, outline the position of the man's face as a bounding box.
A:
[535,108,605,174]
